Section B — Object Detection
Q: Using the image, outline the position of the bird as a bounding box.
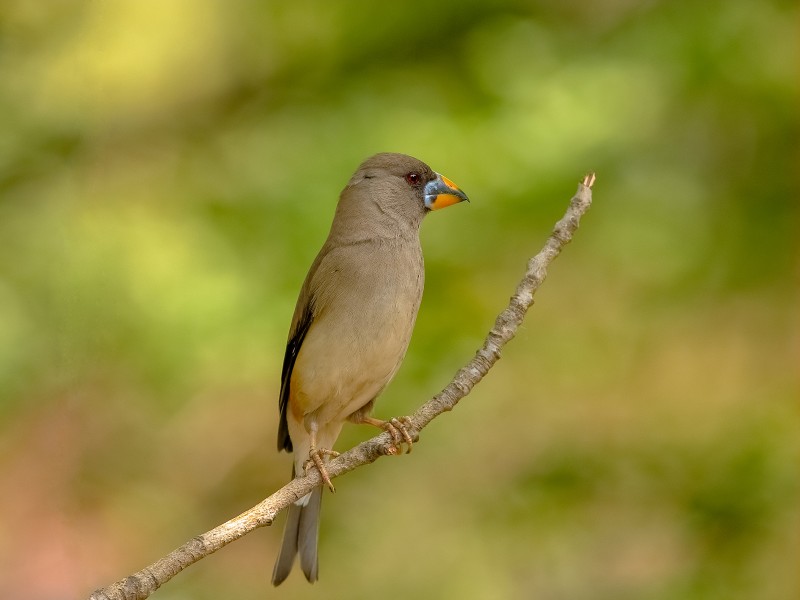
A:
[271,152,468,585]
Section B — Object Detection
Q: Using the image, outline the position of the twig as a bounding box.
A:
[89,173,596,600]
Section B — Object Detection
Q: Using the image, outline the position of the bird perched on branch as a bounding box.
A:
[271,152,468,585]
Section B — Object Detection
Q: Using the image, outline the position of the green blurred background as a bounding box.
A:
[0,1,797,599]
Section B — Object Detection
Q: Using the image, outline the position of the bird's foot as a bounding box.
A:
[355,415,415,455]
[383,416,415,455]
[303,448,340,493]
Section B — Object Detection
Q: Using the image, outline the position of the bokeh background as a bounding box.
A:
[1,1,797,599]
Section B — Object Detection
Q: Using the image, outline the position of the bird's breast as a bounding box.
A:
[290,240,424,423]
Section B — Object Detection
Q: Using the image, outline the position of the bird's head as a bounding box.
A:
[340,153,468,234]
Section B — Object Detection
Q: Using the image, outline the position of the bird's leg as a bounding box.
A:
[302,423,340,493]
[352,415,415,455]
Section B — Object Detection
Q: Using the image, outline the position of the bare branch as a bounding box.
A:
[89,174,595,600]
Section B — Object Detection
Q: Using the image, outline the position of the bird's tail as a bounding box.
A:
[271,473,322,586]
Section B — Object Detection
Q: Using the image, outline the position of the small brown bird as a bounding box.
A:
[271,153,468,585]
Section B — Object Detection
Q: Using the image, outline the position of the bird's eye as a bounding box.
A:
[405,172,421,186]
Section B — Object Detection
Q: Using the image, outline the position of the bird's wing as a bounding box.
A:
[277,291,314,452]
[277,246,332,453]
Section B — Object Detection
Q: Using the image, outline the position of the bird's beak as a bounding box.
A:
[424,173,469,210]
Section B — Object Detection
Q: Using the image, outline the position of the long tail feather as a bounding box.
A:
[272,482,322,585]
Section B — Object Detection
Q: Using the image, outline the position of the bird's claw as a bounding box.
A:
[382,416,415,455]
[303,448,340,493]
